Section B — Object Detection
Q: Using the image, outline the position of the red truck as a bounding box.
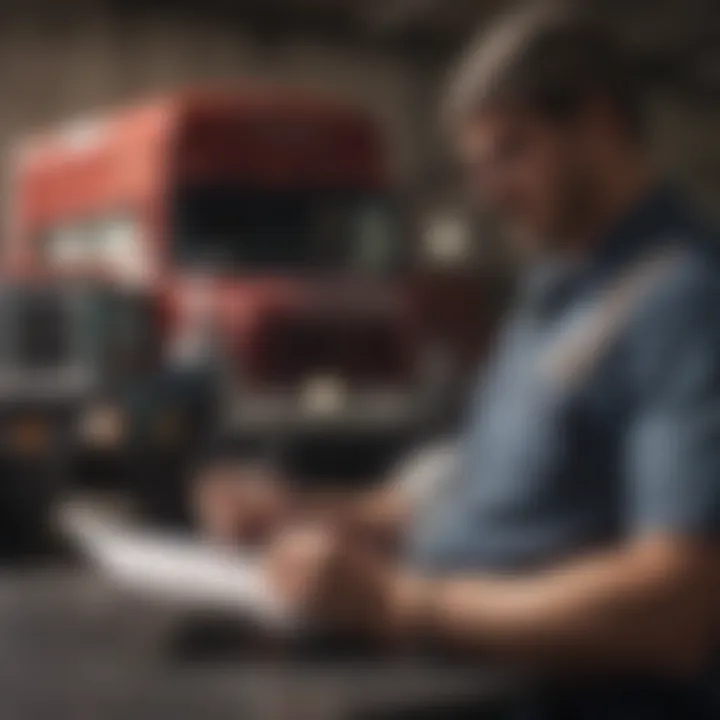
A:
[0,87,501,541]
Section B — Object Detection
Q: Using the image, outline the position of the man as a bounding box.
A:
[198,6,720,717]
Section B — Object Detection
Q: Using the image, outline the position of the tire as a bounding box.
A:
[0,455,65,558]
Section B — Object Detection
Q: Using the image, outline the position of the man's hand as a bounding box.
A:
[264,524,429,641]
[193,462,292,545]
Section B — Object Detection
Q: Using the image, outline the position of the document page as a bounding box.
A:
[62,507,293,629]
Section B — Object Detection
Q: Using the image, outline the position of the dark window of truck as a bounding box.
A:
[171,185,402,274]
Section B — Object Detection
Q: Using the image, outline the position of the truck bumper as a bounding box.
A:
[213,389,425,482]
[224,387,422,434]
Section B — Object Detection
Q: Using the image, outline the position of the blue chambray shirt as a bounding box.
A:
[409,187,720,572]
[407,186,720,714]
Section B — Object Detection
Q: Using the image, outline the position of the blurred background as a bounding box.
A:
[0,1,719,718]
[2,0,720,212]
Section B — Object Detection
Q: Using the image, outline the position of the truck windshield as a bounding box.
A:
[172,185,402,273]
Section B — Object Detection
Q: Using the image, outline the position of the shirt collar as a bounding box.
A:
[590,183,685,276]
[521,184,684,321]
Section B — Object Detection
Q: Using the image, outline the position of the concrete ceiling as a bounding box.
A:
[156,0,720,97]
[3,0,720,97]
[210,0,720,100]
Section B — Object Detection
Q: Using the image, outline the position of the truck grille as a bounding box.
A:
[251,315,412,385]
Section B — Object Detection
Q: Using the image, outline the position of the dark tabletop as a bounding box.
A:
[0,566,518,720]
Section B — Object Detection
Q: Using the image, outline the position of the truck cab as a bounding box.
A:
[8,88,425,508]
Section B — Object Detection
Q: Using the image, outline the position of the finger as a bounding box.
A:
[265,526,340,607]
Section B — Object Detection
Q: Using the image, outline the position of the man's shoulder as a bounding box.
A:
[632,189,720,312]
[612,190,720,322]
[641,240,720,323]
[621,238,720,394]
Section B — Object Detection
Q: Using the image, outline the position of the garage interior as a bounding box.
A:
[0,0,719,212]
[0,1,719,719]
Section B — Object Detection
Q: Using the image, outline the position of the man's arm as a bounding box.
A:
[307,441,458,547]
[194,463,412,546]
[264,523,720,674]
[195,442,456,546]
[295,482,411,549]
[399,535,719,673]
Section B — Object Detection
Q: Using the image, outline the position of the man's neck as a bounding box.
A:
[572,156,657,258]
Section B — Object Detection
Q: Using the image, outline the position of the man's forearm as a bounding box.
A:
[401,537,719,673]
[296,484,410,548]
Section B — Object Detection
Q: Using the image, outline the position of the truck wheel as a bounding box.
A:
[0,457,65,559]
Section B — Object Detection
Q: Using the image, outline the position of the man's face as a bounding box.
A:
[457,108,596,257]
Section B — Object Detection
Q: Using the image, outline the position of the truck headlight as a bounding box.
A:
[299,375,348,417]
[6,415,51,455]
[78,403,126,448]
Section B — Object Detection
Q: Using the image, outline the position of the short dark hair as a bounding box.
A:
[445,3,644,139]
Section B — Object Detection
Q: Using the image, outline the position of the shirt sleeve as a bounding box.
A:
[625,257,720,535]
[392,440,459,515]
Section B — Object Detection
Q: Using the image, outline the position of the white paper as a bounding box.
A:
[62,507,293,628]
